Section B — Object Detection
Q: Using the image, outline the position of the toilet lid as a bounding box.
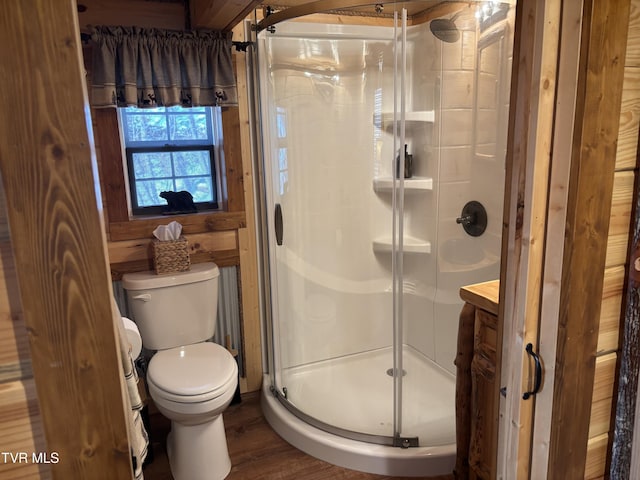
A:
[147,342,237,398]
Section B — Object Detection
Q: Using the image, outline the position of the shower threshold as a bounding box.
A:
[261,347,456,476]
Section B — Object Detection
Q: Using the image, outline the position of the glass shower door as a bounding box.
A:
[258,13,409,444]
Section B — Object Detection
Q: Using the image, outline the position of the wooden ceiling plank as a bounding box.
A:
[191,0,263,31]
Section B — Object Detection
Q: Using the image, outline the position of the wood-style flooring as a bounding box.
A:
[142,392,454,480]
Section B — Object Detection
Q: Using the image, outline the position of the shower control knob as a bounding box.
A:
[457,201,488,237]
[456,214,474,225]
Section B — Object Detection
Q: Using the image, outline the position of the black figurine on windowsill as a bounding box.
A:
[159,190,197,215]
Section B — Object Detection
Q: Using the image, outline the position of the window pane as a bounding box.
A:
[136,179,174,207]
[167,105,206,112]
[278,148,288,170]
[168,114,209,141]
[277,108,287,138]
[279,171,288,195]
[172,151,211,176]
[175,177,214,203]
[125,106,166,113]
[132,152,173,179]
[126,114,168,142]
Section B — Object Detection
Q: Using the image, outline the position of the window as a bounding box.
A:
[120,106,220,216]
[276,107,289,196]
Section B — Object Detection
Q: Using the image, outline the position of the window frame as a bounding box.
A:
[119,106,221,216]
[93,107,246,244]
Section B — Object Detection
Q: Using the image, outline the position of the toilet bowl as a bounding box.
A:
[121,263,237,480]
[147,342,238,480]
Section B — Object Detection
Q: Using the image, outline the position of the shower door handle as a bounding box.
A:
[275,203,283,246]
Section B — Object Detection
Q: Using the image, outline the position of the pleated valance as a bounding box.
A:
[90,26,238,108]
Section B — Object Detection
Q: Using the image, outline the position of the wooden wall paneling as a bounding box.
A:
[592,354,618,404]
[547,1,630,478]
[0,1,132,478]
[597,265,625,354]
[108,231,240,279]
[222,104,247,213]
[605,171,635,267]
[585,433,609,479]
[625,0,640,67]
[109,249,241,280]
[77,0,186,32]
[108,231,238,264]
[615,67,640,170]
[83,4,259,392]
[232,21,264,394]
[588,352,617,466]
[92,109,128,226]
[108,211,246,242]
[589,395,613,439]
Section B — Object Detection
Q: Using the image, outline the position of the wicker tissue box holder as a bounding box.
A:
[152,236,191,275]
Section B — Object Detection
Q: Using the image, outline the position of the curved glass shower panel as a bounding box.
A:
[396,0,515,445]
[258,21,401,440]
[256,0,516,452]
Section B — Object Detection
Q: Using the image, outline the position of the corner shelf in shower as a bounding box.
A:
[376,110,435,130]
[373,176,433,193]
[372,236,431,254]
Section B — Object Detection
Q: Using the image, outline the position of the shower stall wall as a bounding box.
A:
[256,3,513,476]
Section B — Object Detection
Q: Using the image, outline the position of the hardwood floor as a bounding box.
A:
[142,392,454,480]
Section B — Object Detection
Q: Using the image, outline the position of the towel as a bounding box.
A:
[112,298,149,479]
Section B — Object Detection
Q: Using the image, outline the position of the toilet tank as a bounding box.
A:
[122,262,220,350]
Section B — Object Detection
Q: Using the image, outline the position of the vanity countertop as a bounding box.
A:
[459,280,499,315]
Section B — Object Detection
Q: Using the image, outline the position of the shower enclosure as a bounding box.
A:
[253,1,514,475]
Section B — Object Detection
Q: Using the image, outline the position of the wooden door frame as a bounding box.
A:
[0,1,632,479]
[497,0,563,476]
[498,0,630,478]
[0,1,133,478]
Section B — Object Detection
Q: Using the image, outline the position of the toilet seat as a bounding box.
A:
[147,342,237,404]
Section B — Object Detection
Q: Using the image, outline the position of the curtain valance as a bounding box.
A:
[90,26,237,108]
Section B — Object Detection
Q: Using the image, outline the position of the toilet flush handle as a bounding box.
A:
[131,293,151,302]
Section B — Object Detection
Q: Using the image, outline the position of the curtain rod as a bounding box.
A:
[79,32,252,51]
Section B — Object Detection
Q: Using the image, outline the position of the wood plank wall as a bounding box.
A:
[78,3,263,394]
[0,180,51,480]
[585,1,640,477]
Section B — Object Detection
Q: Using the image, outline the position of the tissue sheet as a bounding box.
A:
[153,221,182,241]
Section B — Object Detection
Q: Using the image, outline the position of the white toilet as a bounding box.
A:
[122,262,238,480]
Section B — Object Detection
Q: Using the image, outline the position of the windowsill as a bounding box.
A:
[108,210,246,242]
[128,207,222,221]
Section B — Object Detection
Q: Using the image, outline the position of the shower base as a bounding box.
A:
[261,347,456,476]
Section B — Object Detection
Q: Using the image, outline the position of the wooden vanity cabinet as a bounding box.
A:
[456,280,500,480]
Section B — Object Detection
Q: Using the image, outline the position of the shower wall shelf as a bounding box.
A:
[373,176,433,193]
[376,110,435,129]
[372,236,431,254]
